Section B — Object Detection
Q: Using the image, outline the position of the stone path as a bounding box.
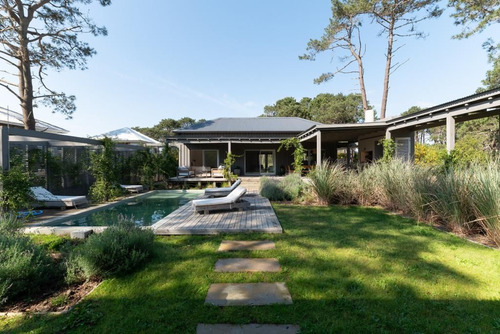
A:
[205,282,292,306]
[199,240,299,333]
[215,258,281,272]
[197,324,300,334]
[218,240,276,251]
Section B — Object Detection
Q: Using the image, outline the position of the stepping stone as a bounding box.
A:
[218,240,275,251]
[215,258,281,272]
[197,323,300,334]
[205,282,292,306]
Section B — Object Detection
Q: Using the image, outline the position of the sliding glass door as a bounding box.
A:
[244,150,275,175]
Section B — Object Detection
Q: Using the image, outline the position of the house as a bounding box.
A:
[171,117,320,176]
[170,87,500,176]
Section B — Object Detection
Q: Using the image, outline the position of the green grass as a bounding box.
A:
[2,205,500,333]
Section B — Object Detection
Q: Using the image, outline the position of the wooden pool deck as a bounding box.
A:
[152,194,282,235]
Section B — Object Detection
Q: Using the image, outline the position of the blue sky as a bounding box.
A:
[0,0,498,137]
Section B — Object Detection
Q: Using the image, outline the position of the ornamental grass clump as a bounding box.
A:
[0,214,57,305]
[373,159,434,219]
[467,161,500,245]
[428,167,476,234]
[308,161,346,205]
[66,218,155,283]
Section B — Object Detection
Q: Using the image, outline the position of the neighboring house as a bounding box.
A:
[170,88,500,176]
[92,127,163,148]
[0,106,68,134]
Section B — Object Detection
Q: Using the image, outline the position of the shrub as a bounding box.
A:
[0,165,33,212]
[280,174,306,201]
[260,175,306,202]
[89,138,121,203]
[0,231,56,305]
[0,213,23,234]
[414,143,447,165]
[260,177,286,201]
[66,218,155,282]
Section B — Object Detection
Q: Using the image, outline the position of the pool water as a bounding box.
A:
[52,190,201,227]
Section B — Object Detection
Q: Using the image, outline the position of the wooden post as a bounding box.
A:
[446,115,456,153]
[316,131,322,166]
[0,126,9,171]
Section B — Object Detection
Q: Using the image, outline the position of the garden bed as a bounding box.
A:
[0,280,100,315]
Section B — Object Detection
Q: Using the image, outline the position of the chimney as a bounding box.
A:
[364,109,374,122]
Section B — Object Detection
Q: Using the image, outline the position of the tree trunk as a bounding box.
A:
[380,19,395,120]
[355,54,369,111]
[18,12,36,130]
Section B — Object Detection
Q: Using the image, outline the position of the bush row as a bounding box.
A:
[0,217,154,306]
[311,160,500,246]
[261,160,500,247]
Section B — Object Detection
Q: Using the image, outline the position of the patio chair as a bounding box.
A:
[120,184,144,193]
[204,179,241,197]
[178,166,194,178]
[30,186,88,209]
[192,186,250,214]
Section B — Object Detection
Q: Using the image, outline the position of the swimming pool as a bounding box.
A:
[50,190,202,227]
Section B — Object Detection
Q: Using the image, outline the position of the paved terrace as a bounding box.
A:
[151,193,282,235]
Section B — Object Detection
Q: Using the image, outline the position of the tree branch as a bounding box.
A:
[0,82,21,100]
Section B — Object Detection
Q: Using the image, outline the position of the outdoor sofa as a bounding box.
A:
[204,179,241,197]
[211,166,225,178]
[30,186,88,209]
[192,186,250,214]
[178,166,194,178]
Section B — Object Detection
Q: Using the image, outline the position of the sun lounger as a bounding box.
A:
[204,179,241,197]
[120,184,144,193]
[30,186,89,209]
[192,186,250,214]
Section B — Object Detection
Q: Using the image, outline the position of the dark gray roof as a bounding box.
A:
[174,117,321,133]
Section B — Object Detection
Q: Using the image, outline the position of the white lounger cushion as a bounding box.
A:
[205,179,241,195]
[192,186,247,208]
[120,184,144,193]
[30,186,59,201]
[30,186,88,208]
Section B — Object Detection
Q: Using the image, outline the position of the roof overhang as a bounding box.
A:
[299,122,388,143]
[7,127,145,151]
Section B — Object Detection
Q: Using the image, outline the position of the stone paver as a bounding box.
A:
[197,324,300,334]
[218,240,275,252]
[205,282,292,306]
[215,258,281,272]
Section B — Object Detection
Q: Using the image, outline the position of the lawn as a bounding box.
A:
[2,205,500,333]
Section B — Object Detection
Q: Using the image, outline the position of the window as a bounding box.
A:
[395,137,411,161]
[203,150,218,168]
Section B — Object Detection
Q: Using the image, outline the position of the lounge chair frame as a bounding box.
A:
[192,186,250,214]
[204,179,241,197]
